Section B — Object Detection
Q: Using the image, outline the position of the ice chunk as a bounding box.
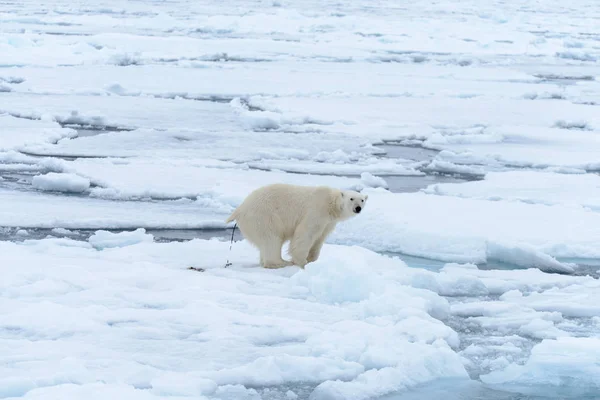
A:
[32,172,90,194]
[360,172,388,189]
[315,149,353,164]
[422,160,485,177]
[240,110,282,130]
[518,319,569,340]
[486,241,575,274]
[51,228,76,236]
[88,228,153,249]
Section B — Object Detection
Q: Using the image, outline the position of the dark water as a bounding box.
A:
[385,173,466,193]
[377,143,439,161]
[379,378,599,400]
[0,227,243,243]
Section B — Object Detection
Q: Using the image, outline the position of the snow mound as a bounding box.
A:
[88,228,154,249]
[31,172,90,193]
[481,337,600,397]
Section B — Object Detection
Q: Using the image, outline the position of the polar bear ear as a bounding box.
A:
[340,192,344,198]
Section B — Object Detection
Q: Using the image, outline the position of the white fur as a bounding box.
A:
[226,183,368,268]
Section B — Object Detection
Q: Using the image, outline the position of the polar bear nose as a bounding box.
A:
[354,206,361,213]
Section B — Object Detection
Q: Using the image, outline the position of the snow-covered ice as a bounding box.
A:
[332,189,600,265]
[2,0,600,399]
[424,170,600,210]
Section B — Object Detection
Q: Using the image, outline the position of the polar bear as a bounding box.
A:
[225,183,368,268]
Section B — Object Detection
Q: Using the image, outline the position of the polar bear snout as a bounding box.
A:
[354,205,362,213]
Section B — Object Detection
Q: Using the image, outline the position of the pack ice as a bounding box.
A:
[1,0,599,399]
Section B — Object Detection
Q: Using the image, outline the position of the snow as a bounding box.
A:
[2,0,600,398]
[0,238,469,400]
[32,172,91,193]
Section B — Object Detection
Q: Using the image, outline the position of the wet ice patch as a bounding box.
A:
[107,52,142,66]
[555,51,597,62]
[88,228,153,249]
[31,172,90,193]
[481,337,600,398]
[553,119,590,131]
[104,83,141,96]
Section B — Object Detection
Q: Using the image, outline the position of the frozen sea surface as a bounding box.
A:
[2,0,600,399]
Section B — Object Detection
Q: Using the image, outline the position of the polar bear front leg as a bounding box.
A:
[307,223,336,263]
[306,238,324,264]
[289,219,324,268]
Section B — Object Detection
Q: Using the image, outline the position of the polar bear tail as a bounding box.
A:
[225,209,238,223]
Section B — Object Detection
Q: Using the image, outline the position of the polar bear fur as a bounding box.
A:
[225,183,368,268]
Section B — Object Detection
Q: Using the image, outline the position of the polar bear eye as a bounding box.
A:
[361,199,364,202]
[350,198,354,201]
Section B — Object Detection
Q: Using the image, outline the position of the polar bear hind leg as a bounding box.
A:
[237,220,291,268]
[261,236,293,269]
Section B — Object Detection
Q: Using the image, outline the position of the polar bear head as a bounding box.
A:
[339,190,368,220]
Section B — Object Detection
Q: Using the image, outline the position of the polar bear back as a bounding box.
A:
[234,184,341,239]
